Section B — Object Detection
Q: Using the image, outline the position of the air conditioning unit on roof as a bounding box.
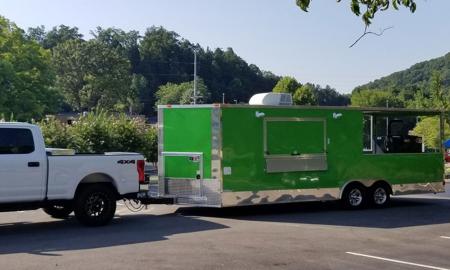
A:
[248,92,293,106]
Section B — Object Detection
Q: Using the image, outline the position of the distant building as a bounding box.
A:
[46,113,80,125]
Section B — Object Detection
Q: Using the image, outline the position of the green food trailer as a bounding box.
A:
[154,100,445,209]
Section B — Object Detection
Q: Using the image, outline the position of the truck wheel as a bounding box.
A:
[43,204,73,219]
[74,184,117,226]
[369,183,391,208]
[341,183,367,209]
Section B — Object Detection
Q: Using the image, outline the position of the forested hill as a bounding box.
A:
[1,14,350,121]
[0,15,280,120]
[353,52,450,95]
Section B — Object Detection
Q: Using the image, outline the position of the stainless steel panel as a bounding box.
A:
[157,107,165,196]
[167,178,222,206]
[392,182,445,195]
[221,188,340,207]
[265,154,327,173]
[211,107,222,184]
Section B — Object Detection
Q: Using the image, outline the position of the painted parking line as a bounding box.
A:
[440,236,450,239]
[346,252,450,270]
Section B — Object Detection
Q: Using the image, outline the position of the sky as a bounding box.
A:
[1,0,449,93]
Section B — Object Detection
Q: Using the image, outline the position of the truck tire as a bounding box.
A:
[43,204,73,219]
[341,183,367,209]
[74,184,117,226]
[369,183,391,208]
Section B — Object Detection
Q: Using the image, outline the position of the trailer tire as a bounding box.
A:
[74,184,117,226]
[341,183,367,209]
[43,204,73,219]
[369,183,391,208]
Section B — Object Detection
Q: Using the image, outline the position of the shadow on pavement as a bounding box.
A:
[0,212,227,256]
[177,197,450,229]
[1,196,449,255]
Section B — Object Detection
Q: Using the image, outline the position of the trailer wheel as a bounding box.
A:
[341,183,367,209]
[369,183,390,208]
[43,204,73,219]
[74,184,117,226]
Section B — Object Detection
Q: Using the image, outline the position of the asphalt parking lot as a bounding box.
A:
[0,188,449,270]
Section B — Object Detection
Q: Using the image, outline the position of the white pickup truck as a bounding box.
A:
[0,122,145,226]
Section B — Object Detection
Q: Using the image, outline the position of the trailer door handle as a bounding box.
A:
[28,162,40,167]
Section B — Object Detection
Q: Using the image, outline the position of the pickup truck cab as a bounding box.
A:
[0,122,145,226]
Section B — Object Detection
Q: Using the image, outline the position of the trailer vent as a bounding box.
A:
[249,93,293,106]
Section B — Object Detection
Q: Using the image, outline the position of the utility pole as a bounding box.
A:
[386,100,389,136]
[193,50,197,105]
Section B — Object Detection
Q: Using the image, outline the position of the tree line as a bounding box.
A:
[1,15,352,121]
[1,15,278,120]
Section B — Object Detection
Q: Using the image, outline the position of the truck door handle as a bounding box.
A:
[28,162,40,167]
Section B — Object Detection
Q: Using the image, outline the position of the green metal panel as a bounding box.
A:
[163,108,212,179]
[221,107,443,192]
[164,156,200,179]
[266,120,325,155]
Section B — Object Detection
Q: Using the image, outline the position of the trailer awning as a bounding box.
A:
[362,108,442,116]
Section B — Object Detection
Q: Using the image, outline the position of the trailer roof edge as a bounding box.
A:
[157,104,444,115]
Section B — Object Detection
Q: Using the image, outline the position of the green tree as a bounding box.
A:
[411,117,450,150]
[25,25,46,45]
[296,0,417,25]
[293,84,317,105]
[409,72,450,149]
[139,27,193,113]
[25,23,279,116]
[42,25,83,49]
[156,79,209,105]
[52,39,133,111]
[429,72,450,110]
[273,76,301,94]
[0,16,60,120]
[127,74,147,114]
[407,88,429,109]
[27,25,83,49]
[351,89,403,107]
[315,85,350,106]
[138,27,278,113]
[91,27,141,73]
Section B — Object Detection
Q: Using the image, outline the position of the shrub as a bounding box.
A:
[142,126,158,164]
[38,110,158,161]
[39,116,73,148]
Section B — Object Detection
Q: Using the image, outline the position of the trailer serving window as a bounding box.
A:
[362,111,443,154]
[263,117,327,173]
